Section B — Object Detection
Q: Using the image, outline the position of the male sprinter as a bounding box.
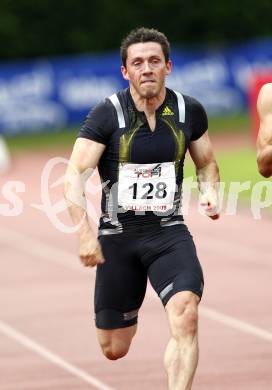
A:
[64,27,220,390]
[256,83,272,177]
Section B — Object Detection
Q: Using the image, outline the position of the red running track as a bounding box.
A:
[0,151,271,390]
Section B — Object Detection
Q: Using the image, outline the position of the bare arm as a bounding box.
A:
[64,137,106,266]
[256,83,272,178]
[189,131,220,219]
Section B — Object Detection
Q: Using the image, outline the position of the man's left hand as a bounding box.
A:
[199,189,220,220]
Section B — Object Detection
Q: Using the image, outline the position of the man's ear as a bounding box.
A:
[121,65,130,81]
[165,59,172,75]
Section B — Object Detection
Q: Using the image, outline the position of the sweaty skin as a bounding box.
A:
[256,83,272,178]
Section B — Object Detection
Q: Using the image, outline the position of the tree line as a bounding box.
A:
[0,0,271,60]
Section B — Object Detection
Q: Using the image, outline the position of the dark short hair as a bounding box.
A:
[120,27,170,67]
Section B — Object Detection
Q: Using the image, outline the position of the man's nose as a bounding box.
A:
[142,61,152,73]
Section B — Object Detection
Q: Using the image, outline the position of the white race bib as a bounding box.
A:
[118,162,176,212]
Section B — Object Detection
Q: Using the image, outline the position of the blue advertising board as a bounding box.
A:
[1,40,272,134]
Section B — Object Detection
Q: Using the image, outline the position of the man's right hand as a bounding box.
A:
[78,232,105,267]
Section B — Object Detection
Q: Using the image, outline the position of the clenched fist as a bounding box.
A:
[78,231,105,267]
[199,187,220,220]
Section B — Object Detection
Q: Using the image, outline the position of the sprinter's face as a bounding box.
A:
[121,42,172,99]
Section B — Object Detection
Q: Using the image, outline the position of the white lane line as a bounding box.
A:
[1,226,272,343]
[0,319,115,390]
[200,307,272,342]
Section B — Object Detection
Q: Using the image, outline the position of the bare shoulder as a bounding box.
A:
[259,82,272,95]
[257,83,272,117]
[256,84,272,153]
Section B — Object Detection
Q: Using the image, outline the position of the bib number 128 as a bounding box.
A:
[128,182,167,200]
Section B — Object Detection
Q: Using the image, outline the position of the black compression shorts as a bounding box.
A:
[94,224,204,330]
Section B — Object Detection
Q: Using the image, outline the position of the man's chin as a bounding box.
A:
[140,88,158,99]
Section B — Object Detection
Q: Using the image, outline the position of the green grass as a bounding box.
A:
[5,127,78,153]
[208,112,249,134]
[185,148,261,185]
[184,147,272,212]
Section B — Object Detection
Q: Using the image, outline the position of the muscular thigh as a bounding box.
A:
[144,224,204,306]
[95,233,147,329]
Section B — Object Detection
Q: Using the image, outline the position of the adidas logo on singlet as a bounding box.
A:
[162,106,174,116]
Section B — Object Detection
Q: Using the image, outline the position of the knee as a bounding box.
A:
[101,341,130,361]
[97,325,136,361]
[168,300,199,339]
